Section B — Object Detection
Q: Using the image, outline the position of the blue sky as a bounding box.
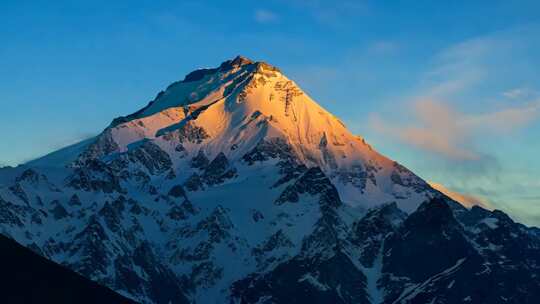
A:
[1,0,540,225]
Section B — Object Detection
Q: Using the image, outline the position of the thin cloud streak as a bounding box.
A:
[462,101,540,132]
[370,99,540,161]
[254,9,278,24]
[503,87,534,100]
[284,0,370,26]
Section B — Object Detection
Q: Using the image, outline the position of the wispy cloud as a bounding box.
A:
[370,25,540,162]
[370,101,475,160]
[503,87,534,100]
[254,9,278,24]
[417,27,539,100]
[367,41,399,55]
[285,0,370,26]
[463,101,540,132]
[370,99,540,161]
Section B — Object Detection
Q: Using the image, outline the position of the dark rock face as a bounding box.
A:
[241,137,310,189]
[111,244,190,304]
[390,161,430,193]
[98,200,124,233]
[196,206,234,244]
[184,173,204,191]
[75,140,175,193]
[383,198,478,282]
[124,141,173,175]
[130,242,190,304]
[336,164,377,194]
[318,132,338,169]
[9,183,29,205]
[168,185,187,199]
[0,197,25,227]
[68,194,82,206]
[14,169,61,193]
[184,152,237,191]
[50,201,69,220]
[351,202,406,267]
[183,68,219,83]
[69,216,112,277]
[252,230,293,267]
[219,55,254,71]
[275,167,340,207]
[232,252,369,304]
[66,159,124,193]
[272,161,308,188]
[167,200,197,221]
[201,152,237,185]
[191,150,210,169]
[242,138,295,165]
[76,130,119,165]
[15,169,42,184]
[161,121,209,144]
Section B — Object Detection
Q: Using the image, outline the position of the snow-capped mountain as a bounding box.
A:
[1,56,539,304]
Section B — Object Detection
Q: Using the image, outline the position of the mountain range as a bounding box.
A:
[0,56,539,304]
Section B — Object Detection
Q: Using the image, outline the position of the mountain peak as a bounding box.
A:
[181,56,278,84]
[29,56,430,211]
[220,55,254,69]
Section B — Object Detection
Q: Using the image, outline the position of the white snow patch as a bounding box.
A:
[298,273,329,291]
[481,217,499,229]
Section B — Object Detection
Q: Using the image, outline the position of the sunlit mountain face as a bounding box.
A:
[1,57,539,304]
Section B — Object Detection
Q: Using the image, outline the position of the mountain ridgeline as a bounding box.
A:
[1,56,539,303]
